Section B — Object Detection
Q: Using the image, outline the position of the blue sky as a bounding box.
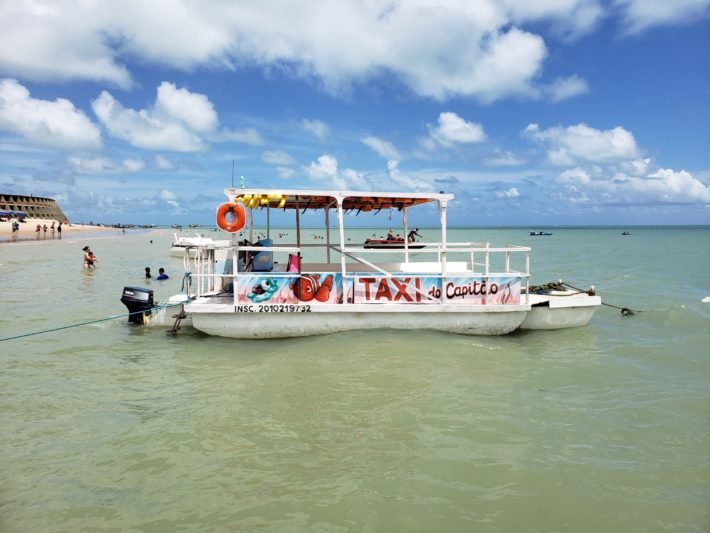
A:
[0,0,708,226]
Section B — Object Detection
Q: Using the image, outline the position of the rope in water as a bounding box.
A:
[558,281,642,316]
[0,302,184,343]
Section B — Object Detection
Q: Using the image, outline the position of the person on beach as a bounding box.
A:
[51,221,55,237]
[43,224,47,237]
[145,267,152,279]
[156,268,169,280]
[82,246,97,269]
[36,224,41,238]
[57,222,62,238]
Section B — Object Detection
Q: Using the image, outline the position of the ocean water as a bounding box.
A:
[1,227,709,532]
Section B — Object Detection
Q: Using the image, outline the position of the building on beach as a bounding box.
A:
[0,194,68,222]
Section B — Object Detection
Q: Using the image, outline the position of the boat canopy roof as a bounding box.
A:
[224,188,453,211]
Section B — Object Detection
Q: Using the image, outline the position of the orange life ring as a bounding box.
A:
[216,202,246,232]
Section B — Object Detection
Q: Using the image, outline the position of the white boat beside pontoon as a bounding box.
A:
[170,233,230,257]
[126,188,601,338]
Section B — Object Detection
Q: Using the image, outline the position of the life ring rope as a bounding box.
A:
[216,202,246,232]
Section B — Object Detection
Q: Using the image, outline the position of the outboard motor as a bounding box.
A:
[120,286,154,324]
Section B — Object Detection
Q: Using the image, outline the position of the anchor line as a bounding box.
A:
[0,302,184,343]
[559,281,643,317]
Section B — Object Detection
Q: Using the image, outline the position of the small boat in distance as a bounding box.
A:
[621,231,631,235]
[530,231,553,236]
[363,238,425,249]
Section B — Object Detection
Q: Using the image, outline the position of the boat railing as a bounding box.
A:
[184,240,530,305]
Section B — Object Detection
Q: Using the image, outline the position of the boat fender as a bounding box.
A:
[216,202,246,232]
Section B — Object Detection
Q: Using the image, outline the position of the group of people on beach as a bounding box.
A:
[145,267,169,280]
[36,221,62,239]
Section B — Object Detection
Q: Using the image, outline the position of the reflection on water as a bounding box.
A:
[1,228,709,531]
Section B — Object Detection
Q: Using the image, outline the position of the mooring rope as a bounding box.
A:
[558,281,642,316]
[0,302,184,343]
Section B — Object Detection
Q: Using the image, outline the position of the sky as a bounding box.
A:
[0,0,708,227]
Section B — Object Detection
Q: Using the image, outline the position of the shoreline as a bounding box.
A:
[0,218,156,244]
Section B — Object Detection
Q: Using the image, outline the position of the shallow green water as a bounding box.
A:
[1,227,709,532]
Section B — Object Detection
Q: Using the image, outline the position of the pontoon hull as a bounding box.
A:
[519,293,601,330]
[188,305,527,338]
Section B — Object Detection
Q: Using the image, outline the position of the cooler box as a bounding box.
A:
[252,239,273,272]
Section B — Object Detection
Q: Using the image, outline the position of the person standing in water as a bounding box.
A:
[145,267,152,279]
[156,268,169,280]
[82,246,97,269]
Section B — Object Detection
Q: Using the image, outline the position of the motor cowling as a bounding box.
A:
[120,286,154,324]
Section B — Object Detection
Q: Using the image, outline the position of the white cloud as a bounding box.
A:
[155,155,173,170]
[261,150,296,166]
[91,81,259,151]
[614,0,710,33]
[122,159,145,172]
[301,119,330,141]
[305,154,338,181]
[304,153,370,189]
[155,82,217,133]
[0,1,610,103]
[218,128,264,146]
[496,187,521,198]
[68,156,145,173]
[483,150,526,167]
[361,135,402,160]
[159,188,180,209]
[431,112,486,146]
[277,166,294,179]
[544,75,590,102]
[386,160,430,191]
[524,122,640,165]
[619,157,652,176]
[92,90,205,152]
[0,4,131,88]
[556,166,710,204]
[0,78,101,150]
[505,0,605,38]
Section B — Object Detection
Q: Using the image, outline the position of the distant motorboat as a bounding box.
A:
[363,238,426,249]
[621,231,631,235]
[530,231,553,236]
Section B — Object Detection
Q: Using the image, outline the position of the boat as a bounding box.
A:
[169,233,229,257]
[621,231,631,235]
[123,188,601,338]
[530,231,553,236]
[363,238,425,249]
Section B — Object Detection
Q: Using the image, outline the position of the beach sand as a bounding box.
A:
[0,217,125,243]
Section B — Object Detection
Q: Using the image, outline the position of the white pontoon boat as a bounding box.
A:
[137,188,600,338]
